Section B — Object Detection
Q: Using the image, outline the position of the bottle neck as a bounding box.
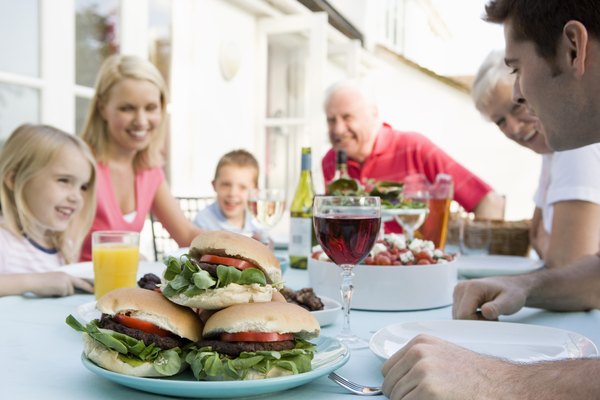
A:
[301,153,311,171]
[334,163,350,180]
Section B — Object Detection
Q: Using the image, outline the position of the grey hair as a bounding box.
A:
[471,50,514,116]
[323,78,378,111]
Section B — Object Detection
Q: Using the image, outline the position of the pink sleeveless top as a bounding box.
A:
[80,162,165,261]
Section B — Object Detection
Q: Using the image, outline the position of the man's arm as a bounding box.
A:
[453,253,600,320]
[381,334,600,400]
[545,200,600,268]
[530,206,549,259]
[473,191,505,220]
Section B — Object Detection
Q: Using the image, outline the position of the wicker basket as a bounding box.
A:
[446,217,531,256]
[488,219,531,256]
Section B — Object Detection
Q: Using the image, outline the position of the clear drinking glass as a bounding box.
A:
[395,174,430,242]
[92,231,140,299]
[313,196,381,349]
[459,213,492,255]
[247,188,286,242]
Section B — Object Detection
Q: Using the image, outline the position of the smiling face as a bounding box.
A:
[504,18,599,151]
[99,78,162,155]
[325,86,379,163]
[212,165,257,227]
[479,81,551,154]
[23,145,93,246]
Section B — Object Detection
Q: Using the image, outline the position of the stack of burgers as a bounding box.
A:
[67,230,320,381]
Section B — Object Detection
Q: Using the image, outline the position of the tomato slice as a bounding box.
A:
[220,331,294,342]
[113,314,172,337]
[200,254,256,270]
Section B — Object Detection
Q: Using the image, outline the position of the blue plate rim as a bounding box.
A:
[81,336,349,398]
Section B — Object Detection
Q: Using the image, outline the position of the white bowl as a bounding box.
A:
[307,258,457,311]
[311,296,341,327]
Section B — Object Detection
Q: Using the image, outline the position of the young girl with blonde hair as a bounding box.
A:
[79,54,202,261]
[0,124,97,296]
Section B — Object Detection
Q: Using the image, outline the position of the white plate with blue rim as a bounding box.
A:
[58,261,166,282]
[81,336,349,398]
[455,255,543,278]
[370,320,598,362]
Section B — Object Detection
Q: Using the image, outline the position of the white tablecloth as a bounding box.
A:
[1,263,600,399]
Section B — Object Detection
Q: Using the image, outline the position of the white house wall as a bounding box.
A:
[170,0,258,198]
[170,0,537,220]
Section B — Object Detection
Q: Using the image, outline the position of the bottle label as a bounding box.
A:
[288,217,313,257]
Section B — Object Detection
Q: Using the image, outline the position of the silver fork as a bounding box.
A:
[328,372,383,396]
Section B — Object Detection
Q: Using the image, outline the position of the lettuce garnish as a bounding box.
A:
[65,314,185,376]
[162,255,268,298]
[185,339,316,380]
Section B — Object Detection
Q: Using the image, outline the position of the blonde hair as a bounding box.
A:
[214,149,259,187]
[80,54,168,170]
[471,50,515,117]
[0,124,97,263]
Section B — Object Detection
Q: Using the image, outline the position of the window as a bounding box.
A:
[0,0,40,140]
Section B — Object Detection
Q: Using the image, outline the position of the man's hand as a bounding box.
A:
[452,276,529,320]
[381,334,512,399]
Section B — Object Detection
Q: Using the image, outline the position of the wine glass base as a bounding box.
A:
[336,333,369,349]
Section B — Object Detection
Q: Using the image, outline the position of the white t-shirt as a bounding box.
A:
[0,226,63,274]
[533,144,600,234]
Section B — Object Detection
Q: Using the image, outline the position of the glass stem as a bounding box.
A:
[339,264,355,337]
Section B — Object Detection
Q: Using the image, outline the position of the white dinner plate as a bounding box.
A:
[369,320,598,363]
[81,336,349,398]
[58,261,166,282]
[311,296,341,327]
[455,255,543,278]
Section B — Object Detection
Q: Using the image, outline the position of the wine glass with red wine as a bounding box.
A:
[313,196,381,349]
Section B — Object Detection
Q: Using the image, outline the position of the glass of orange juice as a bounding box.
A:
[92,231,140,299]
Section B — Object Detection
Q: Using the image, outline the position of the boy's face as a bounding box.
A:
[212,165,257,221]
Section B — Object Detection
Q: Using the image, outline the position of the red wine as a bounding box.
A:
[314,215,381,265]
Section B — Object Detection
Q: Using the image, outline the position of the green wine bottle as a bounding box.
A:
[326,149,360,195]
[289,147,316,270]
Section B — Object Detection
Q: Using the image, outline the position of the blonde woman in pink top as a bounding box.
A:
[79,54,203,261]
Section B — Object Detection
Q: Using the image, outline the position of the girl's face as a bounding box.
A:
[100,78,162,154]
[23,145,93,244]
[212,165,257,223]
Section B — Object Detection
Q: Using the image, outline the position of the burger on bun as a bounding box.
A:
[162,231,282,310]
[66,287,203,377]
[186,301,320,380]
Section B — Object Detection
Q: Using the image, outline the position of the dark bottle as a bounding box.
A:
[326,150,359,195]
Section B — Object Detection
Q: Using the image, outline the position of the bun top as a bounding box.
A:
[203,302,320,340]
[189,231,281,283]
[97,288,203,341]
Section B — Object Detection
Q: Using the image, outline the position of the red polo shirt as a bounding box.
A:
[322,123,493,213]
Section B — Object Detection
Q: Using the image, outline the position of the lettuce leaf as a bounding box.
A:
[185,339,316,380]
[161,255,269,298]
[65,315,185,376]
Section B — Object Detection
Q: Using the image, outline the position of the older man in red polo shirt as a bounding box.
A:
[322,80,505,222]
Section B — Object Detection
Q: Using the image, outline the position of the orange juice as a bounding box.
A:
[92,244,139,299]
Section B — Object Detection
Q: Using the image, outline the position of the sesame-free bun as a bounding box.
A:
[189,231,282,283]
[203,302,320,340]
[97,287,203,341]
[83,334,188,377]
